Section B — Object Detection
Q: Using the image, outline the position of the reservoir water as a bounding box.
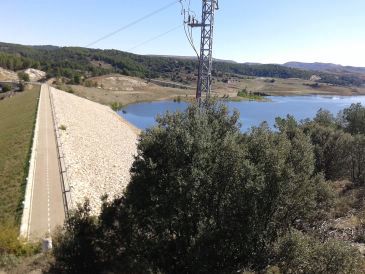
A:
[117,95,365,131]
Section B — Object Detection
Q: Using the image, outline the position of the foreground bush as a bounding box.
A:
[0,224,40,269]
[53,101,339,273]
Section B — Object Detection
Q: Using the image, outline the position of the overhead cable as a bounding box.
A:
[85,1,179,47]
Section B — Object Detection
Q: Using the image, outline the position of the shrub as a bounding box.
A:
[0,224,40,269]
[84,80,97,88]
[273,230,364,274]
[52,201,101,273]
[59,125,67,131]
[17,72,30,82]
[1,84,11,92]
[110,102,123,111]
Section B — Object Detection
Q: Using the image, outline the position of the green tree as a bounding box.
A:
[17,72,30,82]
[53,201,101,273]
[340,103,365,135]
[350,134,365,184]
[54,101,337,273]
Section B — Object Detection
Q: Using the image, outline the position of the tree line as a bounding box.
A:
[0,42,364,87]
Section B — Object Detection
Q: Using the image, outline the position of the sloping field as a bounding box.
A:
[0,67,18,81]
[70,74,195,107]
[51,87,138,214]
[0,86,40,224]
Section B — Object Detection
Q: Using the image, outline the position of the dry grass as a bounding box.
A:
[68,74,365,109]
[0,85,40,225]
[69,74,195,107]
[212,77,365,97]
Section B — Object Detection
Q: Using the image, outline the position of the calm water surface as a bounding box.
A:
[118,96,365,131]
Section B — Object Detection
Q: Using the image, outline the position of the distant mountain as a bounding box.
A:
[284,62,365,75]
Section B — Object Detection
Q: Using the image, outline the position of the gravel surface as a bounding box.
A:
[50,87,139,214]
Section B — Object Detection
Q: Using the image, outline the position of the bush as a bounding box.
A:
[1,84,11,92]
[273,230,364,274]
[56,85,74,94]
[59,125,67,131]
[0,224,40,269]
[84,80,97,88]
[110,102,123,111]
[17,72,30,82]
[52,201,101,273]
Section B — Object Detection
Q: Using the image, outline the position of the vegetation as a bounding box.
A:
[273,230,364,273]
[17,71,30,82]
[0,84,11,92]
[0,86,41,269]
[0,224,40,270]
[236,87,265,100]
[110,102,123,111]
[55,85,74,94]
[301,104,365,184]
[0,42,364,87]
[0,85,40,224]
[52,101,365,273]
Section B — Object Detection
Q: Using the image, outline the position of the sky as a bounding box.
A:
[1,0,365,66]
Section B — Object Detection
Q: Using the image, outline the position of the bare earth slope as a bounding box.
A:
[50,87,138,214]
[0,67,18,81]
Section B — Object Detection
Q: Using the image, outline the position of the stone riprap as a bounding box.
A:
[50,87,139,214]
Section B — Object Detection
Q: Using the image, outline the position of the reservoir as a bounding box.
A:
[118,95,365,131]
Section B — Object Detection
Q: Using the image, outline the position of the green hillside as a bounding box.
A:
[0,86,40,225]
[0,42,364,87]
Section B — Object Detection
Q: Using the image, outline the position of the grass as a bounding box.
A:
[0,223,41,270]
[234,88,268,101]
[110,102,123,111]
[0,85,40,225]
[55,85,74,94]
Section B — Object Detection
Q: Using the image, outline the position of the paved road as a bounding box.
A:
[28,84,65,240]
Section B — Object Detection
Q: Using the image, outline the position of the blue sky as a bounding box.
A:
[1,0,365,66]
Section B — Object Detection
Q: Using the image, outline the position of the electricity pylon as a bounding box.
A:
[184,0,219,102]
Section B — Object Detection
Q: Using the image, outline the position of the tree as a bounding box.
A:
[54,101,337,273]
[74,102,330,272]
[350,134,365,184]
[340,103,365,135]
[313,108,336,127]
[17,72,30,82]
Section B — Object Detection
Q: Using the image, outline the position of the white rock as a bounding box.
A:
[51,87,138,215]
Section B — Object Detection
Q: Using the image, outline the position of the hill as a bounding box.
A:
[0,41,364,87]
[284,61,365,75]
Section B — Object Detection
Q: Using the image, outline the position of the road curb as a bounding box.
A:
[20,85,42,239]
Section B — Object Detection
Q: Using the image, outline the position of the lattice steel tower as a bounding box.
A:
[185,0,219,102]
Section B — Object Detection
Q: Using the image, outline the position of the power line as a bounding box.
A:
[127,24,183,52]
[85,1,179,48]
